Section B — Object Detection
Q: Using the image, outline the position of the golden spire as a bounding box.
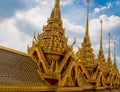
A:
[97,19,105,62]
[114,42,116,66]
[100,19,103,50]
[50,0,61,19]
[78,0,95,73]
[107,32,111,63]
[85,0,89,37]
[82,0,90,44]
[55,0,60,8]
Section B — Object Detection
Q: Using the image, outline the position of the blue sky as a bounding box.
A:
[0,0,120,70]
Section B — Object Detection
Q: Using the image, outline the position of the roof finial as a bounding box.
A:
[114,42,116,66]
[85,0,90,37]
[100,19,103,50]
[54,0,60,19]
[107,32,111,63]
[87,0,90,3]
[97,19,105,62]
[55,0,60,8]
[87,0,90,13]
[50,0,61,19]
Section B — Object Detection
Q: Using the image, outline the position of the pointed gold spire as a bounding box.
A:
[107,32,111,63]
[100,19,103,50]
[50,0,61,19]
[78,0,95,74]
[55,0,60,8]
[85,0,89,37]
[114,42,116,66]
[97,19,105,62]
[82,0,90,44]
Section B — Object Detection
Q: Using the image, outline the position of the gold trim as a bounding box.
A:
[0,86,118,91]
[0,86,57,91]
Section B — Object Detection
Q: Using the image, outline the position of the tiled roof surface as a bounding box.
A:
[0,48,48,86]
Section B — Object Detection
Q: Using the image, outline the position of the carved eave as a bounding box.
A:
[96,70,107,87]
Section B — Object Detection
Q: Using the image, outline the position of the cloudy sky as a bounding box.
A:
[0,0,120,70]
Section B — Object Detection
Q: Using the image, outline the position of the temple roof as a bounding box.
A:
[0,0,120,91]
[0,47,48,86]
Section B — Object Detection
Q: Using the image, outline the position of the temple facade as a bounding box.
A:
[0,0,120,91]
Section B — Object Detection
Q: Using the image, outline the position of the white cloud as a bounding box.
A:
[35,0,53,6]
[35,0,72,6]
[89,14,120,38]
[0,18,32,52]
[94,7,106,13]
[61,0,73,5]
[100,15,120,31]
[63,19,84,33]
[84,14,120,59]
[0,5,51,52]
[0,1,81,52]
[94,2,112,13]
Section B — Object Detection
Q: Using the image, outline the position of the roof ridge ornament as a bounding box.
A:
[114,42,116,66]
[50,0,61,19]
[97,19,105,63]
[85,0,90,37]
[100,19,103,50]
[107,32,111,63]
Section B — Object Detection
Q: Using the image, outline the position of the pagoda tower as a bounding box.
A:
[104,33,113,85]
[97,19,105,63]
[76,0,95,75]
[28,0,74,86]
[111,42,119,87]
[42,0,68,62]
